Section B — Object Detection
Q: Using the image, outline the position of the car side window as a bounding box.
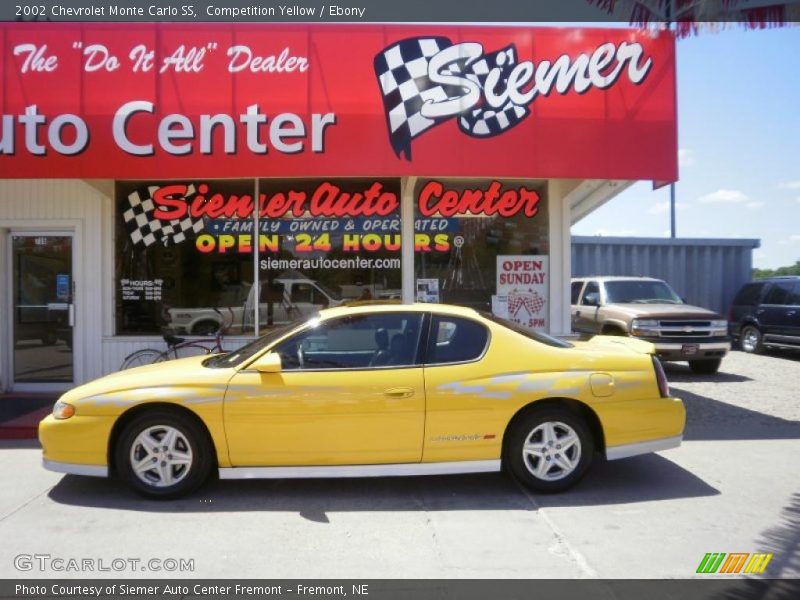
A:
[580,281,600,305]
[788,283,800,306]
[425,316,489,365]
[273,313,423,371]
[763,282,794,306]
[733,282,765,306]
[570,281,584,305]
[291,284,314,304]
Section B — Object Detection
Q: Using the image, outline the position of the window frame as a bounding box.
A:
[269,311,429,373]
[579,280,601,306]
[421,313,492,368]
[570,281,585,305]
[763,281,795,306]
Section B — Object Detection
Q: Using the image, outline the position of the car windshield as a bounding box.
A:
[204,317,312,368]
[604,280,682,304]
[479,312,573,348]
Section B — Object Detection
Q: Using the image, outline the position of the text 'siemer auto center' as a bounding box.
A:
[0,24,677,391]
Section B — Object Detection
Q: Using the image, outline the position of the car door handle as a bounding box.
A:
[383,387,415,399]
[756,309,765,315]
[788,310,797,316]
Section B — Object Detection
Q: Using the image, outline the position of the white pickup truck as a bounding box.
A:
[166,274,345,335]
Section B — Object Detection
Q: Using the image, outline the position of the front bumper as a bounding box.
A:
[43,459,108,477]
[634,336,731,361]
[38,414,113,474]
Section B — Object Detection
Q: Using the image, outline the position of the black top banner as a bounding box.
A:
[6,0,800,23]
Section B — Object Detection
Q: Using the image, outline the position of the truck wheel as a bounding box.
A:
[115,410,212,499]
[505,408,594,493]
[191,321,219,336]
[689,359,722,375]
[740,325,764,354]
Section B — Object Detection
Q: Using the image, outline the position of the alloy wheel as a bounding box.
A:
[521,421,582,481]
[129,425,193,488]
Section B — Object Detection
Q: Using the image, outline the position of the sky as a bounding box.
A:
[570,26,800,269]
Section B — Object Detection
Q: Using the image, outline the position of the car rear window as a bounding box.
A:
[480,312,573,348]
[425,316,489,364]
[763,282,795,306]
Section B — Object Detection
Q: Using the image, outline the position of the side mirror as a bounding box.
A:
[584,292,600,307]
[252,353,282,373]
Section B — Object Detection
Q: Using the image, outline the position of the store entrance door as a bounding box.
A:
[9,233,75,386]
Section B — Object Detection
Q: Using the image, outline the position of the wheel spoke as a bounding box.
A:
[541,423,556,446]
[157,462,174,486]
[552,453,574,473]
[523,442,545,457]
[133,456,156,474]
[533,457,552,478]
[169,450,192,465]
[161,428,178,451]
[138,433,160,454]
[558,433,579,452]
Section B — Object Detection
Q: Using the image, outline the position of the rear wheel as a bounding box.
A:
[689,358,722,374]
[505,408,594,493]
[115,411,212,499]
[740,325,764,354]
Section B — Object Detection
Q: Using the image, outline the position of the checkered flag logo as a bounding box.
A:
[508,291,546,319]
[123,185,205,248]
[374,37,530,159]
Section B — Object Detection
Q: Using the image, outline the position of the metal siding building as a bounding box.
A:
[571,237,761,315]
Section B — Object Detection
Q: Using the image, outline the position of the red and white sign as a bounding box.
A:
[0,24,676,180]
[497,255,549,331]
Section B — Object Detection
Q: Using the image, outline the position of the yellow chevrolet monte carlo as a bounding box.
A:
[40,303,685,498]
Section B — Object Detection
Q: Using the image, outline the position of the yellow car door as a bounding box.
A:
[224,312,426,466]
[420,314,503,463]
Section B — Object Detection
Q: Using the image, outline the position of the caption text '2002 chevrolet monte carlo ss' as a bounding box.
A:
[40,304,685,498]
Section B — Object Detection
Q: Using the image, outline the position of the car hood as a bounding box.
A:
[60,354,233,404]
[607,303,723,319]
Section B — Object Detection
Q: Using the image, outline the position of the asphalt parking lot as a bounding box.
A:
[0,350,797,579]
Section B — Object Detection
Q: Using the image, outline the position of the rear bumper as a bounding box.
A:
[606,435,683,460]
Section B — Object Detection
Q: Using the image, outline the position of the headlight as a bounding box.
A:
[52,400,75,420]
[631,319,659,336]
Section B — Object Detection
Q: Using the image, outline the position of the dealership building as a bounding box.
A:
[0,23,676,392]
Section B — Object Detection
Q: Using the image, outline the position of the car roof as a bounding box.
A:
[571,276,663,283]
[316,302,481,320]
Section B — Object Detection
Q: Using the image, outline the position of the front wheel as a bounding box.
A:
[115,411,212,499]
[505,408,594,493]
[740,325,764,354]
[689,358,722,374]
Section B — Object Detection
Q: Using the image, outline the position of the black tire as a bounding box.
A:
[115,410,213,499]
[740,325,765,354]
[688,358,722,375]
[505,407,594,493]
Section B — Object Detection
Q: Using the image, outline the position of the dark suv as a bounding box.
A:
[729,276,800,353]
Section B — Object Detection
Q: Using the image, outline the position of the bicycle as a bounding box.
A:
[120,308,233,370]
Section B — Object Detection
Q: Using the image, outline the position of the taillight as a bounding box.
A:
[652,356,670,397]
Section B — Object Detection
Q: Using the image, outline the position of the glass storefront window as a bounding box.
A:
[115,178,403,336]
[413,179,550,330]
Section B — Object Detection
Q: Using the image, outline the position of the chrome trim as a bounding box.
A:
[605,435,682,460]
[219,459,501,480]
[43,459,108,478]
[653,342,731,351]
